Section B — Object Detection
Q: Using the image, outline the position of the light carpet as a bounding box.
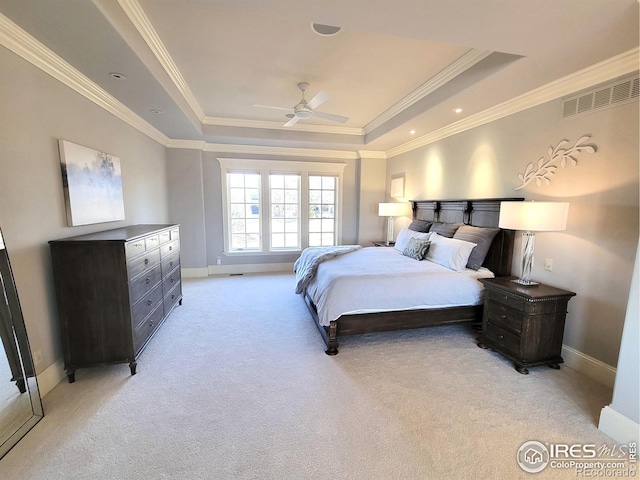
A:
[0,273,615,479]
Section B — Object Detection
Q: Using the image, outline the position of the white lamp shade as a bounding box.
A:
[378,202,411,217]
[499,201,569,232]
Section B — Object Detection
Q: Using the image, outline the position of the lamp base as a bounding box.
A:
[511,278,540,287]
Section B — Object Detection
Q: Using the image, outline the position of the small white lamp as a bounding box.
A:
[378,202,412,245]
[499,201,569,286]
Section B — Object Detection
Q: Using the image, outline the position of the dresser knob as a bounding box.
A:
[500,314,506,319]
[169,261,173,267]
[171,277,175,283]
[145,258,149,265]
[171,294,175,299]
[149,320,154,327]
[147,299,152,306]
[169,246,173,251]
[145,277,150,284]
[498,335,504,339]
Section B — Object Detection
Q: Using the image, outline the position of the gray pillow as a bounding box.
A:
[408,219,432,233]
[429,222,462,238]
[453,225,500,270]
[402,237,431,260]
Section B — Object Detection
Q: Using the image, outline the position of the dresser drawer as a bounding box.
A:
[486,301,522,334]
[125,239,146,259]
[485,322,521,356]
[129,264,162,305]
[160,240,179,258]
[127,248,160,279]
[487,289,525,311]
[145,234,160,251]
[131,283,163,330]
[161,251,180,276]
[162,266,181,294]
[163,282,182,313]
[170,228,179,241]
[159,230,171,245]
[133,303,164,353]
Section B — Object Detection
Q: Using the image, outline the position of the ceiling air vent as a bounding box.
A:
[562,74,639,118]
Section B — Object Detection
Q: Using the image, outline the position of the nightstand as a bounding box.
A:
[372,241,395,247]
[476,277,576,374]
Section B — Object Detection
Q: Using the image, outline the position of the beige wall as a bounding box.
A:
[387,98,639,367]
[0,48,169,375]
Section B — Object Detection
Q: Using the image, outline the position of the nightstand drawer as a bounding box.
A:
[486,289,525,311]
[486,301,522,334]
[485,322,520,356]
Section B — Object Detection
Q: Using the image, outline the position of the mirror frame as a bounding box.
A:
[0,228,43,459]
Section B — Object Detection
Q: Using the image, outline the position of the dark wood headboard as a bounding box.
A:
[412,198,523,277]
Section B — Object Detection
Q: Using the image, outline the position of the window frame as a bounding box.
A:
[218,158,346,255]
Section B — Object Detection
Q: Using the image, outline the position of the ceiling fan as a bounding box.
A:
[253,82,349,127]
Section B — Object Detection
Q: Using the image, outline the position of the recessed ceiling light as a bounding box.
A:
[311,23,342,36]
[150,109,163,115]
[110,72,127,80]
[409,130,416,135]
[453,108,463,114]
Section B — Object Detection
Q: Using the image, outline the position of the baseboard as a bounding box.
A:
[208,262,293,276]
[37,357,66,398]
[562,344,617,388]
[598,405,640,444]
[181,267,209,278]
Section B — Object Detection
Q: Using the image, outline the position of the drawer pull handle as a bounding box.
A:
[149,320,154,327]
[498,335,504,339]
[169,262,173,267]
[147,299,153,306]
[170,277,175,283]
[171,294,175,299]
[500,314,506,319]
[169,246,173,251]
[145,258,150,265]
[145,277,151,284]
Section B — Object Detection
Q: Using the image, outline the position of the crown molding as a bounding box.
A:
[386,47,640,158]
[165,139,207,150]
[0,11,169,146]
[363,48,492,135]
[203,116,363,136]
[203,143,358,159]
[118,0,206,121]
[357,150,387,159]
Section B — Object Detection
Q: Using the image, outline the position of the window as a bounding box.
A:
[308,175,337,246]
[228,172,261,251]
[270,174,300,250]
[219,159,345,254]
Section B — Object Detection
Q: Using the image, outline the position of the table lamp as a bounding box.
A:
[499,201,569,286]
[378,202,411,245]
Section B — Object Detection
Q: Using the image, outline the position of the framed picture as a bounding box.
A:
[58,140,125,226]
[390,174,405,199]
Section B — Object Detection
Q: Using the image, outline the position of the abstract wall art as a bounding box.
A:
[58,140,125,226]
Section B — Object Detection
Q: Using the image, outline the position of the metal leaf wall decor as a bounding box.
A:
[514,135,597,190]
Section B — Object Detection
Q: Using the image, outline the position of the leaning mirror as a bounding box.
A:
[0,227,43,459]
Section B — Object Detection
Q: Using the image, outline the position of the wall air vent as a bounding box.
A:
[562,74,639,118]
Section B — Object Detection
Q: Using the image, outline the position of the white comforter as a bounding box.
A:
[304,246,494,326]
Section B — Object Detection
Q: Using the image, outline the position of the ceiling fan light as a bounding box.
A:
[296,110,312,119]
[311,23,341,36]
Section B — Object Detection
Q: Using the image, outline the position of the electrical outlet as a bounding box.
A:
[216,256,222,265]
[544,258,553,271]
[33,349,42,366]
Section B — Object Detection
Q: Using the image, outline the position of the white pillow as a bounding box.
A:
[425,232,477,271]
[394,229,431,252]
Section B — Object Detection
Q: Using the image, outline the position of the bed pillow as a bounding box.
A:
[429,222,462,238]
[453,225,500,270]
[425,233,477,271]
[402,237,431,260]
[408,219,432,233]
[394,228,431,253]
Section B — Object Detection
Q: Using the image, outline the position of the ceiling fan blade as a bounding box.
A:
[284,116,300,127]
[312,111,349,124]
[306,91,330,110]
[253,104,292,112]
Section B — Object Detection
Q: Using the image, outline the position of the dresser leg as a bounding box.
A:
[548,363,561,370]
[477,342,488,349]
[129,361,137,375]
[515,365,529,375]
[15,378,26,393]
[67,369,76,383]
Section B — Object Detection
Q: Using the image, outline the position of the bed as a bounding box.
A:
[298,198,522,355]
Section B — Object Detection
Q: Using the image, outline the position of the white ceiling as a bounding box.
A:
[0,0,638,154]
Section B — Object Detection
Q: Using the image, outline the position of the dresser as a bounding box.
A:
[477,277,575,374]
[49,224,182,382]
